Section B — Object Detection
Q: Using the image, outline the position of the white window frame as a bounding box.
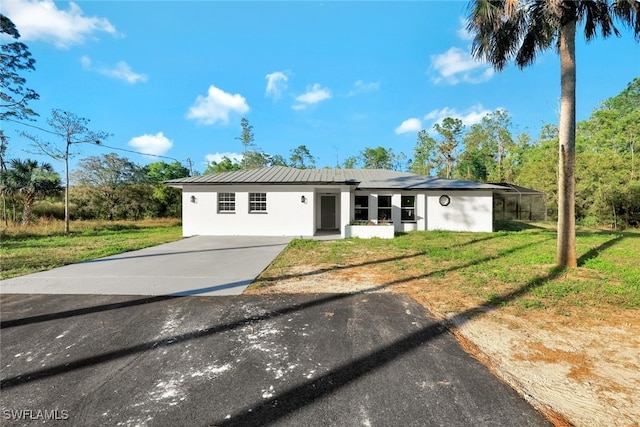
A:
[354,195,369,221]
[218,192,236,213]
[401,195,416,222]
[249,192,267,213]
[377,195,392,222]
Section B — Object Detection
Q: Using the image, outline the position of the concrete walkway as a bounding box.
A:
[0,236,292,296]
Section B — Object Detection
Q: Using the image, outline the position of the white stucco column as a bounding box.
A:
[340,187,351,238]
[391,194,402,232]
[417,193,426,231]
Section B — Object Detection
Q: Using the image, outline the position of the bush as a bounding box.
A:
[578,215,601,228]
[32,201,64,220]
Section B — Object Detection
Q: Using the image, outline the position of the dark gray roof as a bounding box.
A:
[166,166,505,191]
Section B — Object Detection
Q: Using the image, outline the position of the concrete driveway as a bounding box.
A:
[0,293,550,426]
[0,236,292,296]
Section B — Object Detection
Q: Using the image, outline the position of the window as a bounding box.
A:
[218,192,235,212]
[354,195,369,221]
[439,194,451,206]
[401,195,415,222]
[249,192,267,212]
[378,195,392,222]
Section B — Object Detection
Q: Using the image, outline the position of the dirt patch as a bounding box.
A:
[247,265,640,427]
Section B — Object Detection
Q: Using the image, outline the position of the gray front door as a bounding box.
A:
[320,196,336,229]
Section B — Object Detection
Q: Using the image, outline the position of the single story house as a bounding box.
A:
[165,166,535,238]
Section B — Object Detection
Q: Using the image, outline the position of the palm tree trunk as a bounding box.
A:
[557,18,578,267]
[21,194,35,226]
[2,196,7,226]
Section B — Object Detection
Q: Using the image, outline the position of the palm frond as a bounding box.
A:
[580,0,620,40]
[612,0,640,40]
[516,4,556,67]
[467,0,638,70]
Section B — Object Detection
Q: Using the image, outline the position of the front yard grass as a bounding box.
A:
[0,219,183,279]
[251,223,640,314]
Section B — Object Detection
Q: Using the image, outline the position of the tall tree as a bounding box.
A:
[289,145,316,169]
[0,159,61,225]
[268,154,288,167]
[243,150,271,169]
[410,130,438,176]
[0,14,39,123]
[457,109,517,182]
[21,109,111,233]
[71,153,143,221]
[466,0,640,267]
[1,14,40,174]
[574,78,640,227]
[235,117,254,170]
[360,146,405,170]
[144,161,189,182]
[143,161,189,218]
[204,156,242,174]
[342,156,358,169]
[433,118,464,178]
[579,77,640,160]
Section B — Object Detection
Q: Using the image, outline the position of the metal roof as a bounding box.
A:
[489,183,546,195]
[165,166,506,191]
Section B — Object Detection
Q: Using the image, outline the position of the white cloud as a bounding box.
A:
[1,0,117,48]
[457,17,473,41]
[81,56,147,84]
[205,152,243,165]
[128,132,173,156]
[395,118,422,135]
[424,104,492,127]
[80,55,91,68]
[186,85,250,125]
[348,80,380,96]
[101,61,147,84]
[293,83,331,109]
[430,47,494,85]
[265,71,289,100]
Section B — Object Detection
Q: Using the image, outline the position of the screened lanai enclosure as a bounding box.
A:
[492,184,547,221]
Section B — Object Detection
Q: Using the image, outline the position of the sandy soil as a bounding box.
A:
[247,266,640,427]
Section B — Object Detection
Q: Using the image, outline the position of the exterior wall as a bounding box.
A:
[349,191,424,233]
[426,191,494,232]
[180,185,494,237]
[181,185,315,237]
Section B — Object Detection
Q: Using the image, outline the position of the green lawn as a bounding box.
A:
[0,219,183,279]
[3,219,638,312]
[252,222,640,312]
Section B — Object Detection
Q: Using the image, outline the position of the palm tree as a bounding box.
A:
[2,159,61,225]
[466,0,639,267]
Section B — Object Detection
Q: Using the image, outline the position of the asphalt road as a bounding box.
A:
[0,292,550,426]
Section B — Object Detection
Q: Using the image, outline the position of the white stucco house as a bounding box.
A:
[165,166,523,238]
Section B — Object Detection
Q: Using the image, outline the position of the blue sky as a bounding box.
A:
[2,0,639,174]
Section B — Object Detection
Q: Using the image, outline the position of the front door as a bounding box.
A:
[320,196,336,229]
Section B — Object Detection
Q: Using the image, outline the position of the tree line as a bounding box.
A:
[412,78,639,230]
[1,50,638,229]
[1,155,188,225]
[2,5,638,267]
[206,78,640,230]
